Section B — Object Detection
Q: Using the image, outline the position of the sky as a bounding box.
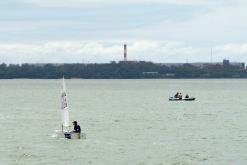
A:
[1,0,247,64]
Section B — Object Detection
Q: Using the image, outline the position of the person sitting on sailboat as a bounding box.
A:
[73,121,81,133]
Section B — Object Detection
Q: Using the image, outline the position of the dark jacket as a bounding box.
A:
[74,124,81,133]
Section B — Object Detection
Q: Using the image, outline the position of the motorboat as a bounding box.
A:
[169,97,196,101]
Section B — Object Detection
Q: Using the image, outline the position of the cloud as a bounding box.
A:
[1,0,245,44]
[20,0,217,8]
[215,43,247,54]
[0,40,246,64]
[2,0,246,44]
[129,0,247,44]
[214,43,247,62]
[0,0,247,64]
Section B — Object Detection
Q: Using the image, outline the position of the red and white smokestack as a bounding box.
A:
[124,44,127,61]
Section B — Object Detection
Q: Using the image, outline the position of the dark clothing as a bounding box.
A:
[74,124,81,133]
[178,94,182,99]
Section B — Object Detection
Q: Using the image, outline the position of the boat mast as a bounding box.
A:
[211,48,213,63]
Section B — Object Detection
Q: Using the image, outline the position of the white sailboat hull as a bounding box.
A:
[55,130,86,139]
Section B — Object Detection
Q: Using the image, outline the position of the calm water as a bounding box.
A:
[1,79,247,165]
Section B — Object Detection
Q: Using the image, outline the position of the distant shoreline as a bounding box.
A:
[0,78,247,81]
[0,62,247,79]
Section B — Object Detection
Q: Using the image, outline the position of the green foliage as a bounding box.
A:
[0,62,246,79]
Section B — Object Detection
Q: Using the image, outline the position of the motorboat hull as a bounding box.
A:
[169,97,196,101]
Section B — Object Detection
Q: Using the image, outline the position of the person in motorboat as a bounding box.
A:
[178,93,182,100]
[185,94,189,98]
[73,121,81,133]
[174,92,179,98]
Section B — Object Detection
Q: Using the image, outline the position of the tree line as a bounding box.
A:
[0,62,246,79]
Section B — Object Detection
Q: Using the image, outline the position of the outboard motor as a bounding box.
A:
[64,132,71,139]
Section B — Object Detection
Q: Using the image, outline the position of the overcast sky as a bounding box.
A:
[1,0,247,64]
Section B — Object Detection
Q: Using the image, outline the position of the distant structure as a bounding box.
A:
[223,59,230,66]
[120,44,139,63]
[124,44,127,61]
[156,59,245,69]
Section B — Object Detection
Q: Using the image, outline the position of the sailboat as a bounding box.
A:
[57,77,85,139]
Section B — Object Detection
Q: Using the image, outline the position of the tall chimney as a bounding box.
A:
[124,44,127,61]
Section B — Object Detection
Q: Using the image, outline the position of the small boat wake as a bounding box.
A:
[51,130,62,139]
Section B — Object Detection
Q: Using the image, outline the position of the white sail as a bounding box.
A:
[61,77,70,132]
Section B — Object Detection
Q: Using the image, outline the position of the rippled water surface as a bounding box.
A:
[1,79,247,165]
